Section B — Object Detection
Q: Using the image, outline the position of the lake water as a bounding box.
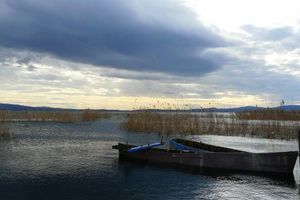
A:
[0,116,299,200]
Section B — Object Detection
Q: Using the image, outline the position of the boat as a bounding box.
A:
[112,139,298,174]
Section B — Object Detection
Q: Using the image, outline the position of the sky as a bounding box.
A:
[0,0,300,109]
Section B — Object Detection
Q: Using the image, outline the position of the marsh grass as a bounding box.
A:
[0,110,110,123]
[236,109,300,121]
[124,110,299,139]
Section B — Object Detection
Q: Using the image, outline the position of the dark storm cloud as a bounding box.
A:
[0,0,228,76]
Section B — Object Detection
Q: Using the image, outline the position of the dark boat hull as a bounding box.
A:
[113,143,298,174]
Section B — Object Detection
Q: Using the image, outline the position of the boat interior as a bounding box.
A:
[173,139,244,153]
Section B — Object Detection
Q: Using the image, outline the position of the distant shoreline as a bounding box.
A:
[1,103,300,112]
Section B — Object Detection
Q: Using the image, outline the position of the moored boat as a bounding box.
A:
[112,141,298,174]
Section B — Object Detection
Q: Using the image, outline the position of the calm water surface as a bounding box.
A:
[0,116,299,200]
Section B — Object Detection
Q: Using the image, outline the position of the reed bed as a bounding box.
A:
[236,109,300,121]
[0,110,110,123]
[124,110,299,139]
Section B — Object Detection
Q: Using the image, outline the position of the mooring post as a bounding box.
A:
[298,130,300,156]
[160,136,164,144]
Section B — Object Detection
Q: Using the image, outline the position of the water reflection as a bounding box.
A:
[0,118,299,200]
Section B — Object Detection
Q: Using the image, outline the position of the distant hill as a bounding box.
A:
[192,105,300,112]
[190,106,260,112]
[0,103,300,112]
[138,105,300,112]
[278,105,300,111]
[0,103,121,112]
[0,103,70,111]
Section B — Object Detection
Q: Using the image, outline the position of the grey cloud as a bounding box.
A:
[242,25,294,41]
[0,0,228,76]
[207,62,300,102]
[26,65,37,71]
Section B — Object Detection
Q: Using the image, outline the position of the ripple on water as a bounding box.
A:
[0,119,299,200]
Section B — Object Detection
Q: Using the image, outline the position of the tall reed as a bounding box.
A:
[0,110,110,123]
[236,108,300,121]
[124,110,299,139]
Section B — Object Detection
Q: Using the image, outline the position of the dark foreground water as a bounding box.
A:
[0,117,299,200]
